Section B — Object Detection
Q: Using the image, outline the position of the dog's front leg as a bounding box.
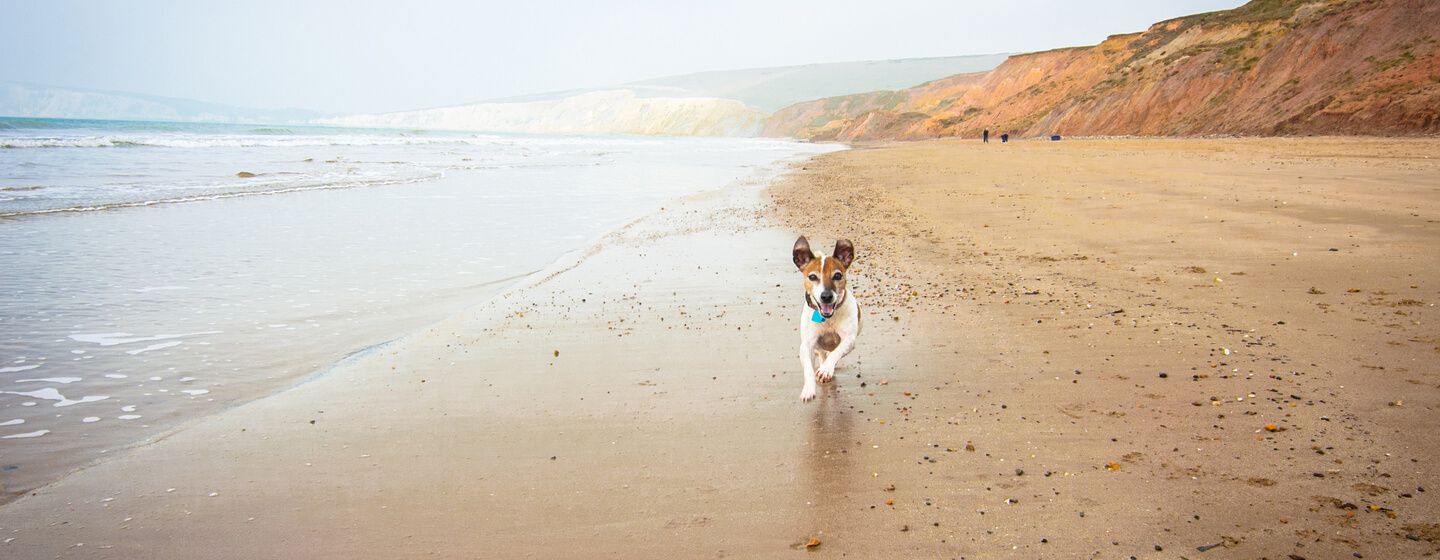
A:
[799,341,819,402]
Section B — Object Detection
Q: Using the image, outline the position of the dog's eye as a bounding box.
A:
[808,274,819,282]
[832,272,843,281]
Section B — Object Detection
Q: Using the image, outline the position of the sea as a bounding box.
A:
[0,117,840,500]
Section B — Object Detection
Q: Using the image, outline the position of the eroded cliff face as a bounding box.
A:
[768,0,1440,141]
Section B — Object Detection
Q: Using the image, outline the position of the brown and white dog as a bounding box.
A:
[792,236,861,402]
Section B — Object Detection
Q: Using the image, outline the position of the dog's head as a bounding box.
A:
[792,236,854,318]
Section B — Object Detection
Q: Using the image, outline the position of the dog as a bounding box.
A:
[792,236,861,402]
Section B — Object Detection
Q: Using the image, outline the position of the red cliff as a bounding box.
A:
[766,0,1440,141]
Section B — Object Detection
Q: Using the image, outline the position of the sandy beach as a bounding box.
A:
[2,137,1438,559]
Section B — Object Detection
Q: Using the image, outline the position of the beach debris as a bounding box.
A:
[1106,462,1122,470]
[1197,542,1223,552]
[806,538,821,548]
[886,499,894,506]
[965,443,976,452]
[236,171,257,178]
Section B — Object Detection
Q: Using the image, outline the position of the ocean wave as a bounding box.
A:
[0,173,442,218]
[1,134,505,150]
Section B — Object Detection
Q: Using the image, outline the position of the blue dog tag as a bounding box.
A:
[811,310,826,323]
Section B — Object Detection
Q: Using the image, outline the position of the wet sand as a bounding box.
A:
[2,137,1438,558]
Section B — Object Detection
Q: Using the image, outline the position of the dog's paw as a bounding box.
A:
[799,384,817,402]
[815,364,835,382]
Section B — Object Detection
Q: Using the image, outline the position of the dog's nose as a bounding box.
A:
[819,291,835,304]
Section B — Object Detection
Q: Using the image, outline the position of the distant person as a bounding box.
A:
[1001,133,1008,143]
[983,129,989,143]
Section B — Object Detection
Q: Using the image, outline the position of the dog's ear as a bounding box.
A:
[833,239,854,267]
[792,236,814,270]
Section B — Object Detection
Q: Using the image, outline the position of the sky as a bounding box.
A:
[0,0,1248,115]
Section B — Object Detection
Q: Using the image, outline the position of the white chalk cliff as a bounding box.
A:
[1,82,186,121]
[314,90,767,136]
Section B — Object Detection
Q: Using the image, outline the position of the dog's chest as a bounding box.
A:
[816,331,841,352]
[801,294,857,351]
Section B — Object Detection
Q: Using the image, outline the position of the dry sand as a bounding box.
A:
[1,137,1438,559]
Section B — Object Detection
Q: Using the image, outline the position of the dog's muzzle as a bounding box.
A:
[812,290,845,318]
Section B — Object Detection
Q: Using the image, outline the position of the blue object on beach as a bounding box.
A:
[1050,135,1062,141]
[812,310,827,323]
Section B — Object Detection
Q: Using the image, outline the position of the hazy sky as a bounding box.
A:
[1,0,1247,115]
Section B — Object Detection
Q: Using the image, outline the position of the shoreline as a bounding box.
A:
[2,137,1437,558]
[0,134,833,507]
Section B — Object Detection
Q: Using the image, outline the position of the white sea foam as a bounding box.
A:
[126,341,183,355]
[70,331,220,346]
[15,377,82,384]
[0,419,23,426]
[117,415,142,420]
[2,388,109,407]
[2,430,50,439]
[0,365,40,373]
